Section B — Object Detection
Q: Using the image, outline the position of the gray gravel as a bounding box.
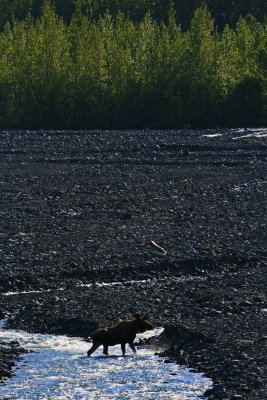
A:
[0,128,266,398]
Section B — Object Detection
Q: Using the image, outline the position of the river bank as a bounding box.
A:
[0,128,266,398]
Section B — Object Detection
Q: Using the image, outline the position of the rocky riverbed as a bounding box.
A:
[0,128,266,398]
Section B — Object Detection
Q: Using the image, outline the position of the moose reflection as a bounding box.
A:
[87,313,153,356]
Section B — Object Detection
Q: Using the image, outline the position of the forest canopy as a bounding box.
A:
[0,0,266,128]
[1,0,266,31]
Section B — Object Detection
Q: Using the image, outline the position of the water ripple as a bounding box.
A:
[0,324,212,399]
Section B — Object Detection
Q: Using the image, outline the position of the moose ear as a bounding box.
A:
[134,313,142,320]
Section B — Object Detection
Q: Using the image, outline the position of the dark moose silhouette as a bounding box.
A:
[87,313,153,356]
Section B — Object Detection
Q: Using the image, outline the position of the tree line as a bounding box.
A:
[0,1,266,128]
[1,0,266,32]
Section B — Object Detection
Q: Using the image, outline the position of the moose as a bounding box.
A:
[87,313,153,356]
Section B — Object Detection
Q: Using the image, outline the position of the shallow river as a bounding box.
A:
[0,321,212,399]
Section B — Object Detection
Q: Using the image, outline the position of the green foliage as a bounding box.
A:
[1,0,266,31]
[180,7,219,125]
[0,1,266,128]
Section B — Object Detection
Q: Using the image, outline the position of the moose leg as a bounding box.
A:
[121,343,126,355]
[129,342,136,353]
[87,342,101,357]
[103,345,109,355]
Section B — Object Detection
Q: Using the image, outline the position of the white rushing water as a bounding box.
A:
[0,322,212,400]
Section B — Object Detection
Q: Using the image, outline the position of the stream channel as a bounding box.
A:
[0,318,212,399]
[2,128,266,399]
